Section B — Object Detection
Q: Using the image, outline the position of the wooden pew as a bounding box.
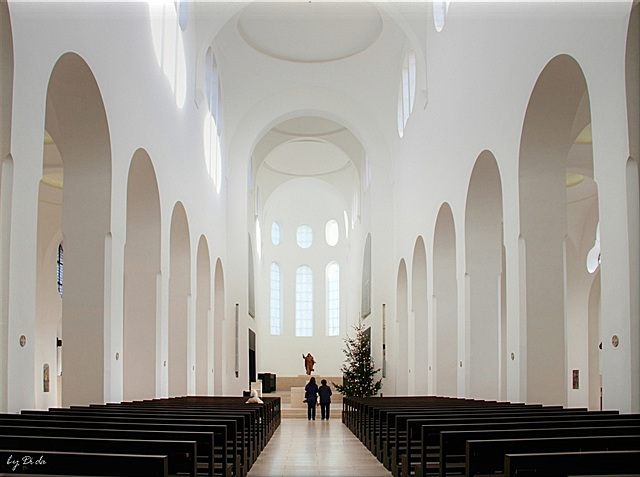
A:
[391,406,584,473]
[0,435,196,477]
[143,395,281,443]
[2,395,280,477]
[94,395,281,470]
[6,413,238,476]
[422,416,640,477]
[0,419,226,477]
[376,403,531,458]
[84,404,257,464]
[25,408,249,475]
[0,449,168,476]
[437,425,640,477]
[110,395,280,453]
[376,405,519,458]
[342,396,640,477]
[466,434,640,477]
[443,425,640,477]
[390,406,617,477]
[352,396,512,452]
[503,449,640,476]
[341,396,526,467]
[397,410,619,477]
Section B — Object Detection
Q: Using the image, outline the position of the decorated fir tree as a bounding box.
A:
[333,322,382,398]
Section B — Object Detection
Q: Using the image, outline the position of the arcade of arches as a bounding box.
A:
[0,0,638,415]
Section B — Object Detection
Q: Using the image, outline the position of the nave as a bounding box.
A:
[247,419,392,477]
[1,0,638,419]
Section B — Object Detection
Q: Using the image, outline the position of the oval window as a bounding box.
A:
[325,220,339,246]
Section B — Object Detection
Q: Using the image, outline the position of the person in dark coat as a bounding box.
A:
[318,379,332,420]
[304,376,318,420]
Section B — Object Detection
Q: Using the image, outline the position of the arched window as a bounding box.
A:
[361,234,372,318]
[270,263,282,335]
[248,235,255,318]
[343,210,349,239]
[433,1,451,32]
[397,50,417,137]
[255,218,262,259]
[175,0,189,31]
[148,0,187,107]
[296,224,313,249]
[57,243,64,298]
[205,47,220,123]
[271,221,281,246]
[296,265,313,336]
[204,46,222,193]
[326,262,340,336]
[587,222,601,273]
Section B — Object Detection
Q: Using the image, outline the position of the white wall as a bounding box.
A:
[5,1,228,409]
[0,0,637,411]
[391,1,637,410]
[256,178,349,377]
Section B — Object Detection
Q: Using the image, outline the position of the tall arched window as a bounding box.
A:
[271,221,281,246]
[270,263,282,335]
[204,46,222,192]
[361,234,372,318]
[57,243,64,298]
[433,1,451,32]
[248,235,255,318]
[296,265,313,336]
[326,262,340,336]
[148,0,187,107]
[175,0,189,31]
[296,224,313,248]
[397,50,417,137]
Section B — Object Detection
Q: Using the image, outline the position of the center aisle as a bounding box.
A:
[247,418,393,477]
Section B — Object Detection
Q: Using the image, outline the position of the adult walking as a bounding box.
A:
[304,376,318,420]
[318,379,332,420]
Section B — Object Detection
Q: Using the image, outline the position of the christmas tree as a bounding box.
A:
[333,322,382,397]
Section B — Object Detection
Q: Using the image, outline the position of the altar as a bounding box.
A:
[290,386,306,408]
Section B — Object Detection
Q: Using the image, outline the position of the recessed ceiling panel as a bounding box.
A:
[237,2,383,63]
[264,139,352,176]
[274,116,346,137]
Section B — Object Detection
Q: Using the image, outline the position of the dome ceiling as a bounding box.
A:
[237,1,383,63]
[254,116,362,177]
[273,116,346,137]
[263,138,352,177]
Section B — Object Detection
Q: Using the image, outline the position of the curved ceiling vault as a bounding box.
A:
[253,116,364,211]
[237,1,383,63]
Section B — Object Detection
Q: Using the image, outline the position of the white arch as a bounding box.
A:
[213,258,225,395]
[124,149,161,401]
[196,235,212,395]
[433,203,457,397]
[464,150,503,400]
[411,236,428,395]
[395,259,409,395]
[519,54,590,406]
[625,1,640,413]
[168,202,191,396]
[44,52,112,407]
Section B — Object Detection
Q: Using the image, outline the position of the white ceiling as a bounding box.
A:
[236,1,383,63]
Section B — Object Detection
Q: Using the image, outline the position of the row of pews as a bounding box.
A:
[342,395,640,477]
[0,395,280,476]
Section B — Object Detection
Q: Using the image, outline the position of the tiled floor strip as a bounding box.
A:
[247,418,393,477]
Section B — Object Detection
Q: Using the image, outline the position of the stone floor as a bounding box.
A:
[246,418,393,477]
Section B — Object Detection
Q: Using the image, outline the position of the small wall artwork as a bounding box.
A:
[43,363,50,392]
[572,369,579,390]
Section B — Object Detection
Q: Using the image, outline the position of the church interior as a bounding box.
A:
[0,0,639,431]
